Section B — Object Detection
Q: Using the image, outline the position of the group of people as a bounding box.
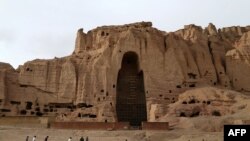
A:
[26,136,49,141]
[26,136,89,141]
[69,136,89,141]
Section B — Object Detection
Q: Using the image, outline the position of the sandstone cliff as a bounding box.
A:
[0,22,250,123]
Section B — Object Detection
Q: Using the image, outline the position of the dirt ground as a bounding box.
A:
[0,125,222,141]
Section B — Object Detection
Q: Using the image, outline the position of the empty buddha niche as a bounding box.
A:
[116,52,147,126]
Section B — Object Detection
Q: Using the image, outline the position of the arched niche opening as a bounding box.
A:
[116,52,147,126]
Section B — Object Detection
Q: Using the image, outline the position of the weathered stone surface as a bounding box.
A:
[226,31,250,91]
[158,87,250,132]
[165,87,243,117]
[0,63,14,101]
[58,59,76,100]
[0,22,250,123]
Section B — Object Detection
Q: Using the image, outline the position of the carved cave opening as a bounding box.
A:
[116,52,147,126]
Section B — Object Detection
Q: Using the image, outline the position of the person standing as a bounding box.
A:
[45,136,49,141]
[80,136,84,141]
[68,137,72,141]
[26,136,29,141]
[32,136,36,141]
[86,136,88,141]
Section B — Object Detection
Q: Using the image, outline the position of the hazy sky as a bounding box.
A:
[1,0,250,68]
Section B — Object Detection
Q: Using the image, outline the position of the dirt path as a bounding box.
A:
[0,126,222,141]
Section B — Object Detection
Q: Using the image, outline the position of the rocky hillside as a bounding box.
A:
[0,22,250,122]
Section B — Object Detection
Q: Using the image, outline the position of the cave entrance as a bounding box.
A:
[116,52,147,126]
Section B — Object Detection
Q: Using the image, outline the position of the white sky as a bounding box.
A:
[1,0,250,68]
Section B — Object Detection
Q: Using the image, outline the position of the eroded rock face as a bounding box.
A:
[226,31,250,91]
[158,87,250,132]
[0,22,250,123]
[165,87,243,117]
